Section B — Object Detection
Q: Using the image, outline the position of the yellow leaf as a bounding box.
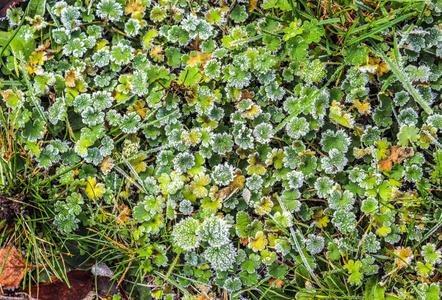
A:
[317,216,330,228]
[128,100,149,118]
[267,233,278,247]
[187,52,212,66]
[85,177,106,200]
[190,173,211,198]
[25,63,38,75]
[329,101,354,128]
[247,164,266,175]
[150,45,164,62]
[353,147,372,159]
[100,156,115,175]
[241,105,261,120]
[254,196,273,215]
[125,0,145,15]
[230,171,245,190]
[355,99,371,116]
[376,226,391,237]
[394,246,413,269]
[96,40,108,50]
[130,154,147,173]
[29,51,45,65]
[65,68,78,88]
[249,231,267,252]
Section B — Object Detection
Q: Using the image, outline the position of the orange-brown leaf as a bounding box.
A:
[117,204,131,225]
[390,146,414,164]
[268,278,285,288]
[378,159,392,171]
[248,0,258,12]
[0,245,27,289]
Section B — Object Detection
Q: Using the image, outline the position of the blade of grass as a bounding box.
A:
[369,41,433,115]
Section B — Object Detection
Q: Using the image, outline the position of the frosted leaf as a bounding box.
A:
[212,162,234,185]
[204,243,236,271]
[421,243,442,264]
[363,232,380,253]
[179,199,194,215]
[321,148,348,174]
[197,216,231,247]
[320,129,350,153]
[172,152,195,173]
[398,108,419,126]
[48,99,67,125]
[246,174,264,191]
[306,234,325,255]
[286,117,309,139]
[96,0,123,22]
[60,6,81,31]
[327,189,354,211]
[92,49,111,68]
[287,170,304,189]
[332,210,356,234]
[171,218,200,251]
[253,123,273,144]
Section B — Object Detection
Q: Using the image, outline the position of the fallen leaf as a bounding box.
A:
[117,204,131,225]
[378,159,393,171]
[21,270,93,300]
[240,238,249,246]
[0,245,27,289]
[96,276,119,298]
[390,146,414,164]
[197,293,215,300]
[268,278,285,288]
[378,146,413,171]
[248,0,258,12]
[241,90,254,100]
[0,0,25,19]
[18,270,122,300]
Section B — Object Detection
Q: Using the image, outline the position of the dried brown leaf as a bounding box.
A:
[0,245,27,289]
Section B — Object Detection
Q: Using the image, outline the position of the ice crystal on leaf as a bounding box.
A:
[305,234,324,255]
[96,0,123,22]
[172,218,200,251]
[204,243,237,271]
[197,216,231,247]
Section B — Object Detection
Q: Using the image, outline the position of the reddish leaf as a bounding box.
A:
[18,270,124,300]
[0,0,25,18]
[0,244,27,289]
[23,270,93,300]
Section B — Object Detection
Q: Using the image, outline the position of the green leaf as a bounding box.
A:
[345,260,363,285]
[165,47,181,68]
[178,65,202,87]
[241,254,260,273]
[236,211,251,238]
[0,31,9,47]
[365,276,385,300]
[9,25,35,62]
[28,0,47,18]
[231,5,248,23]
[268,263,288,278]
[398,125,419,147]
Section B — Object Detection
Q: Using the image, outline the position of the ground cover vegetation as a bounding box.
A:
[0,0,442,299]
